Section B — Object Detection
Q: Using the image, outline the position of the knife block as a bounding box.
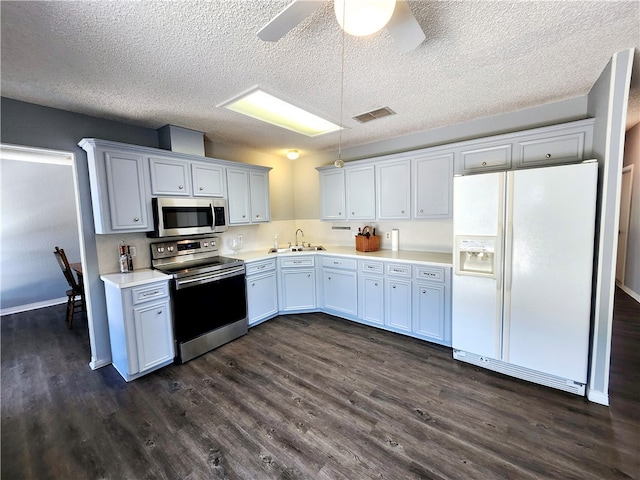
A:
[355,226,380,252]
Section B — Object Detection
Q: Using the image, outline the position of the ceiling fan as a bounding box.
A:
[257,0,426,53]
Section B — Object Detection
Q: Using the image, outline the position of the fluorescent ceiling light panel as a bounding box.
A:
[221,89,341,137]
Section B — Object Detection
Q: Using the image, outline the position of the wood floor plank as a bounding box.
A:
[2,290,639,479]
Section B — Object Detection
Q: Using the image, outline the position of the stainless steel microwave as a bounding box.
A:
[148,197,228,238]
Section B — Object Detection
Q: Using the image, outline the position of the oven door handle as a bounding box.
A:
[175,265,245,290]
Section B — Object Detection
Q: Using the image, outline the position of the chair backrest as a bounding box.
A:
[54,246,79,290]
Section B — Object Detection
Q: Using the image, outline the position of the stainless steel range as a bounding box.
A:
[150,236,247,363]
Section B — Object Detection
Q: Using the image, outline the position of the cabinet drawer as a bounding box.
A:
[415,266,446,283]
[321,256,357,270]
[131,282,169,305]
[461,144,512,172]
[361,260,384,275]
[280,256,315,268]
[386,263,412,277]
[518,132,585,167]
[246,258,276,275]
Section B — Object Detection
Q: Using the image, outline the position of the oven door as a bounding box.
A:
[171,265,247,362]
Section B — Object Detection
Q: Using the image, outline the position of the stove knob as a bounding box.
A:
[157,247,164,253]
[203,242,208,247]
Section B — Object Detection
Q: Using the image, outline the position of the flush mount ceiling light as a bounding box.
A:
[286,149,300,160]
[334,0,396,36]
[219,88,341,137]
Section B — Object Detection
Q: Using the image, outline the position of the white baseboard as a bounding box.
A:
[0,297,67,316]
[587,388,610,406]
[89,358,111,370]
[617,283,640,303]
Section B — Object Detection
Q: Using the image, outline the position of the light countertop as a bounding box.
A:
[101,269,172,288]
[226,246,453,267]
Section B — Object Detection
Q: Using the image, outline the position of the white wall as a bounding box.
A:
[0,154,80,312]
[622,122,640,297]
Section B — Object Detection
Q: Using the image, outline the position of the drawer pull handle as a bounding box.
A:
[142,290,160,297]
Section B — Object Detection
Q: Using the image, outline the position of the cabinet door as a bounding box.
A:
[133,299,174,373]
[377,160,411,220]
[319,169,346,220]
[460,144,512,174]
[359,275,384,325]
[280,269,316,311]
[247,272,278,326]
[346,166,375,220]
[104,150,150,231]
[149,156,191,195]
[192,163,225,197]
[322,268,357,316]
[226,168,251,224]
[413,282,446,343]
[385,278,412,332]
[249,170,270,222]
[413,153,454,219]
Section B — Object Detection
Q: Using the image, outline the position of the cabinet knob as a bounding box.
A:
[251,282,256,287]
[419,209,424,214]
[242,215,246,218]
[199,186,204,191]
[401,210,405,214]
[546,153,551,158]
[351,212,355,215]
[328,276,332,280]
[422,289,427,294]
[256,214,260,218]
[157,310,163,315]
[374,282,378,287]
[482,161,487,166]
[179,185,184,189]
[133,217,139,222]
[392,285,396,289]
[338,212,341,215]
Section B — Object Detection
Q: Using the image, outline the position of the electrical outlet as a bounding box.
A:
[385,232,391,240]
[237,234,243,244]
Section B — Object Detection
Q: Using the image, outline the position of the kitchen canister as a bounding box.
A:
[391,229,399,251]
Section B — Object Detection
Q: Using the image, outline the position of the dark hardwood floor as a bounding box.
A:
[2,288,639,479]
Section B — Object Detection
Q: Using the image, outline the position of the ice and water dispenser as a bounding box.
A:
[455,236,497,277]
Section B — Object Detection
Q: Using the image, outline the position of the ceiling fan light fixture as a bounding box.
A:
[334,0,396,36]
[286,149,300,160]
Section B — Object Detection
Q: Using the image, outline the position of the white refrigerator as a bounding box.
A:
[452,161,598,395]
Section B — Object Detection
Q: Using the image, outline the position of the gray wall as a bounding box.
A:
[622,122,640,297]
[586,48,635,404]
[0,159,79,310]
[0,96,159,368]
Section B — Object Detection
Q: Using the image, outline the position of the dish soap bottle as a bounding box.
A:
[273,234,279,250]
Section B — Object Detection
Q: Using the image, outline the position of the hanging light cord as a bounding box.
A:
[338,1,346,163]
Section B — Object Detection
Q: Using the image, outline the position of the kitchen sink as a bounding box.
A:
[268,245,326,253]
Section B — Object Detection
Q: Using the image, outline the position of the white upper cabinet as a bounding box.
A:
[249,169,270,223]
[80,139,152,234]
[191,162,225,197]
[413,153,454,219]
[227,166,271,225]
[148,156,191,195]
[346,165,376,221]
[376,159,411,220]
[319,169,346,220]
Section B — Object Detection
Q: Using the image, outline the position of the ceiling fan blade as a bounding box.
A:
[386,0,426,53]
[257,0,326,42]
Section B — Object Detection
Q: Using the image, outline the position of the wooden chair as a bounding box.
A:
[53,246,86,328]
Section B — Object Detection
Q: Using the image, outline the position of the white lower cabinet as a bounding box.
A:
[278,256,317,312]
[102,277,175,382]
[320,256,358,316]
[412,265,451,346]
[385,277,413,332]
[246,258,278,326]
[359,260,385,326]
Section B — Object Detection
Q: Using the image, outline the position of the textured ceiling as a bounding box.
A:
[1,1,639,159]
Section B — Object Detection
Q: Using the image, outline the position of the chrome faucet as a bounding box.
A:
[295,228,304,246]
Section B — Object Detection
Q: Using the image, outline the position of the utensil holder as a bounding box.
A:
[355,226,380,252]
